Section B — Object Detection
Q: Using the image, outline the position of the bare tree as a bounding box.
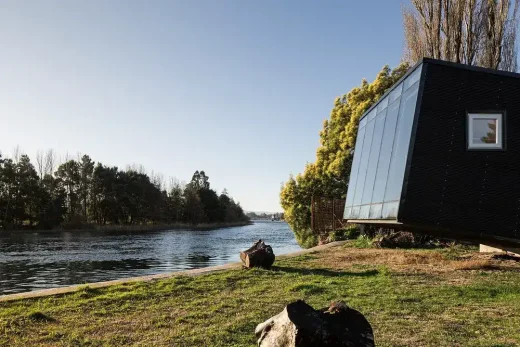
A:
[12,146,22,163]
[44,149,56,177]
[403,0,519,71]
[150,170,165,191]
[36,150,44,179]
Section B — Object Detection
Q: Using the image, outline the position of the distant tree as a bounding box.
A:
[78,155,94,221]
[55,160,81,222]
[182,185,205,224]
[0,150,247,229]
[188,171,210,191]
[16,155,41,226]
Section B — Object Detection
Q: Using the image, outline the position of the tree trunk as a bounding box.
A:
[240,240,275,269]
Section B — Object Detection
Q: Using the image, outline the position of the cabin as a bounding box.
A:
[343,58,520,247]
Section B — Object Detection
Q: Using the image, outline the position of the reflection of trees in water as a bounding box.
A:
[0,259,159,294]
[185,254,214,267]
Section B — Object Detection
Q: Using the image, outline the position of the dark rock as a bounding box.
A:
[240,240,275,269]
[255,300,374,346]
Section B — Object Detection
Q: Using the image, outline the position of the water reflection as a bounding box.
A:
[0,222,299,295]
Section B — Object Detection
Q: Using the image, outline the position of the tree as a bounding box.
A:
[78,155,94,221]
[188,171,210,191]
[16,155,41,226]
[0,149,248,229]
[280,64,409,247]
[55,160,81,222]
[403,0,519,71]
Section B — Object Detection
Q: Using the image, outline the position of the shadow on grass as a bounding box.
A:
[271,266,379,278]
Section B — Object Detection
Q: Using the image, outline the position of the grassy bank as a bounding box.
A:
[0,220,252,234]
[1,242,520,346]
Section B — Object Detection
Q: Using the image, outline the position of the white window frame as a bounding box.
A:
[467,113,503,150]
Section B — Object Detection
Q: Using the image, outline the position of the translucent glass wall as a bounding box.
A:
[344,65,422,220]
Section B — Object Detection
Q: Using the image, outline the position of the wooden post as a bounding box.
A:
[311,195,315,232]
[332,198,336,232]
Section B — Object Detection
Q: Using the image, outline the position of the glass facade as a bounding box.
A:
[344,65,422,220]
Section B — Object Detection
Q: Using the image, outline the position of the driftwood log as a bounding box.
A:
[240,240,275,269]
[255,300,374,347]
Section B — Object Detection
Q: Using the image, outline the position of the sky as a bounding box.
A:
[0,0,407,213]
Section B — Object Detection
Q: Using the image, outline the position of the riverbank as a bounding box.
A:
[0,220,252,234]
[1,242,520,346]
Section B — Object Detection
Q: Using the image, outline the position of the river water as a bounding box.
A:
[0,221,300,295]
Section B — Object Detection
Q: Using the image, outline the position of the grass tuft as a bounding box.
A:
[26,311,55,323]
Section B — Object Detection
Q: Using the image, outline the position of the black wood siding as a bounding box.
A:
[400,61,520,243]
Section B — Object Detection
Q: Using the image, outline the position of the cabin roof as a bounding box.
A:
[359,58,520,122]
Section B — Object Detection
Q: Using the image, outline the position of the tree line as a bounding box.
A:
[281,0,519,247]
[0,150,248,230]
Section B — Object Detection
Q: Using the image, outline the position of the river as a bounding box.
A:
[0,221,300,295]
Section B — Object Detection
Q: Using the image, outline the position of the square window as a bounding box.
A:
[467,113,503,149]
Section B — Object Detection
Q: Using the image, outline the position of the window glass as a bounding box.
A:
[389,83,403,103]
[343,206,352,219]
[351,206,360,219]
[344,126,366,207]
[377,96,389,112]
[404,67,421,90]
[382,201,399,219]
[383,83,419,203]
[371,100,399,204]
[359,205,370,219]
[369,203,383,219]
[353,119,375,206]
[367,109,377,122]
[468,113,503,149]
[359,116,367,128]
[473,119,497,143]
[361,108,386,204]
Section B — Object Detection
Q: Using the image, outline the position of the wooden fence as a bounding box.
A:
[310,196,346,236]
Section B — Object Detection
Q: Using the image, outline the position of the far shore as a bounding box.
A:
[0,220,253,234]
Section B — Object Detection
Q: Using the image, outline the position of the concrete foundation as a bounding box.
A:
[480,244,520,256]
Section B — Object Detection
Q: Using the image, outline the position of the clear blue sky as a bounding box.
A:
[0,0,406,212]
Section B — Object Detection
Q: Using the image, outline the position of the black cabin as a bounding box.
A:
[343,58,520,246]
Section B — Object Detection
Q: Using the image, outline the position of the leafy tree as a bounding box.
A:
[55,160,81,222]
[280,64,409,247]
[78,155,94,221]
[0,150,248,229]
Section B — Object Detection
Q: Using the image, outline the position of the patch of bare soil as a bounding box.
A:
[313,247,520,275]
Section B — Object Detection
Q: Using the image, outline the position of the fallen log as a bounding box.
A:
[240,240,275,269]
[255,300,374,347]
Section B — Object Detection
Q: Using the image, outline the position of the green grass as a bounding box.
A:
[1,243,519,346]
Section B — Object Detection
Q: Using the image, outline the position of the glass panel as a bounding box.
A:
[404,67,421,90]
[369,203,383,219]
[383,83,420,203]
[389,83,403,103]
[343,207,352,219]
[361,107,387,204]
[353,119,375,206]
[367,109,377,122]
[344,126,366,207]
[377,96,389,112]
[472,118,497,144]
[351,206,360,219]
[382,201,399,219]
[359,116,367,128]
[371,100,400,204]
[359,205,370,219]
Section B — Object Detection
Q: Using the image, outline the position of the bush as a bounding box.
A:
[328,225,360,242]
